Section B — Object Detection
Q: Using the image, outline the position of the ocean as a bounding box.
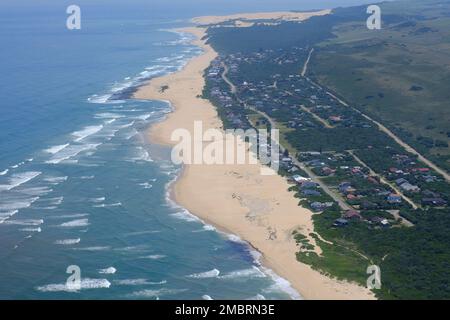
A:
[0,0,375,300]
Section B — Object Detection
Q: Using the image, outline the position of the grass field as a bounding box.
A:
[310,0,450,172]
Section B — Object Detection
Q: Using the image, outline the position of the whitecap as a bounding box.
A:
[127,288,187,298]
[261,268,302,300]
[0,171,41,191]
[114,245,148,252]
[99,267,117,274]
[43,176,68,184]
[138,182,153,189]
[219,267,266,280]
[74,246,110,251]
[139,255,166,260]
[36,278,111,292]
[203,224,216,231]
[136,114,152,121]
[119,121,135,129]
[59,218,89,228]
[0,197,40,211]
[95,112,125,120]
[4,219,44,226]
[187,269,220,279]
[88,94,112,104]
[10,161,25,169]
[0,169,8,176]
[55,238,81,245]
[46,144,101,164]
[170,210,199,223]
[114,279,166,286]
[202,295,213,300]
[20,227,42,232]
[44,144,69,154]
[0,210,18,224]
[47,196,64,205]
[93,202,121,208]
[21,186,53,197]
[72,125,103,142]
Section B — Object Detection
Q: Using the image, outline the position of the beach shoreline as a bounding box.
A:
[134,13,375,300]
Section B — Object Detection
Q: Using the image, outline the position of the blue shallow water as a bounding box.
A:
[0,1,303,300]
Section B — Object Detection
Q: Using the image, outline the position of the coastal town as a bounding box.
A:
[203,46,449,231]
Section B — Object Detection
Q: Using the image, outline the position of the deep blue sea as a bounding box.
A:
[0,0,376,299]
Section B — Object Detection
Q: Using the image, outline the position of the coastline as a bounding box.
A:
[134,16,375,300]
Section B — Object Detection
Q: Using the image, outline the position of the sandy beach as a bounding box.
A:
[134,13,374,300]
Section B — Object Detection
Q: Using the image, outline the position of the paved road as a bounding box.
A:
[349,150,419,211]
[301,48,314,77]
[301,47,449,182]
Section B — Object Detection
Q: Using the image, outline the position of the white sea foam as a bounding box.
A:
[20,227,42,232]
[72,125,104,142]
[139,254,166,260]
[21,186,53,197]
[43,176,68,184]
[119,121,135,129]
[136,113,152,121]
[0,210,18,224]
[104,119,116,125]
[74,246,111,251]
[4,219,44,226]
[99,267,117,274]
[46,144,101,164]
[0,169,8,176]
[170,209,199,223]
[47,196,64,206]
[88,94,113,104]
[0,197,40,212]
[202,295,213,300]
[59,218,89,228]
[114,245,148,252]
[114,279,167,286]
[10,161,25,169]
[44,144,69,154]
[123,129,138,140]
[219,267,266,280]
[261,267,302,300]
[93,202,121,208]
[90,197,105,203]
[203,224,216,231]
[226,234,246,244]
[187,269,220,279]
[36,278,111,292]
[138,182,153,189]
[128,146,153,163]
[128,288,187,298]
[55,238,81,245]
[95,112,125,120]
[0,171,41,191]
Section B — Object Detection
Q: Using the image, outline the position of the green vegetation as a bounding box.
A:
[204,0,450,299]
[310,0,450,173]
